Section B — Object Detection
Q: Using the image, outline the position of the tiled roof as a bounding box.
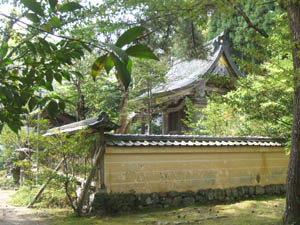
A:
[105,134,284,147]
[150,32,244,96]
[43,112,119,136]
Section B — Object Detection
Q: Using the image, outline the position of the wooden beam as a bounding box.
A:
[76,128,105,217]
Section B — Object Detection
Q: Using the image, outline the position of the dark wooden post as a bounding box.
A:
[100,150,105,190]
[162,111,168,134]
[76,128,105,217]
[75,111,118,216]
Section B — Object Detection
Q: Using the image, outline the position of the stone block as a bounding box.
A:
[256,186,265,195]
[237,186,249,199]
[274,185,281,195]
[182,191,195,197]
[207,189,214,200]
[279,184,286,194]
[265,185,275,195]
[182,197,195,206]
[215,189,225,201]
[151,193,160,204]
[231,188,239,198]
[172,196,182,207]
[163,204,170,209]
[145,196,153,205]
[248,186,255,196]
[162,197,172,205]
[224,188,232,197]
[195,194,206,203]
[159,192,168,197]
[153,204,163,209]
[168,191,179,198]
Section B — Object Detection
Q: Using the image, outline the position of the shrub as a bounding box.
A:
[10,184,70,208]
[0,176,16,190]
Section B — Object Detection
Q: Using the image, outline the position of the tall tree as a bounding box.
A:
[283,1,300,224]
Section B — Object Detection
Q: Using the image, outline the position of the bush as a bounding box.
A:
[0,176,16,190]
[0,170,6,178]
[10,184,70,208]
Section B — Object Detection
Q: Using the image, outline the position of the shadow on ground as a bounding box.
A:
[50,195,285,225]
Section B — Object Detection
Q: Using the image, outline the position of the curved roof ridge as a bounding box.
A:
[151,45,223,95]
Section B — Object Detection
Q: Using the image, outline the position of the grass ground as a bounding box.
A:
[48,195,285,225]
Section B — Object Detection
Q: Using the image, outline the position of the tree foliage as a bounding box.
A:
[0,0,158,132]
[208,1,282,65]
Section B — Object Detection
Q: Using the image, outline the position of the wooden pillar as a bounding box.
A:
[141,122,146,134]
[95,166,101,192]
[100,152,105,190]
[162,111,168,134]
[76,128,105,216]
[95,137,105,191]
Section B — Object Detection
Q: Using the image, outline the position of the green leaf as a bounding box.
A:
[21,0,44,17]
[105,55,114,74]
[62,71,70,81]
[42,24,52,33]
[116,26,146,48]
[127,58,132,74]
[26,13,40,23]
[0,123,4,133]
[28,96,38,111]
[38,38,51,53]
[3,87,13,100]
[54,73,62,84]
[126,44,159,60]
[49,16,61,28]
[58,101,65,111]
[47,100,58,117]
[2,58,12,65]
[0,43,8,58]
[46,72,53,83]
[48,0,58,10]
[104,43,128,65]
[111,54,131,90]
[59,2,83,12]
[26,41,36,54]
[8,121,22,133]
[79,42,92,53]
[91,54,107,80]
[70,71,83,79]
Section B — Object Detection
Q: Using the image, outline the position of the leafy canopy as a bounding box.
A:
[0,0,158,132]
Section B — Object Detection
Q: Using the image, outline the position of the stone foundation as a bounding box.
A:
[92,184,285,214]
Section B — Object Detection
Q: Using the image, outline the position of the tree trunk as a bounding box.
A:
[116,91,129,134]
[283,1,300,225]
[11,167,20,185]
[75,78,87,121]
[147,79,152,134]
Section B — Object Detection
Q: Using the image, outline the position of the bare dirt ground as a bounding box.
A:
[0,189,49,225]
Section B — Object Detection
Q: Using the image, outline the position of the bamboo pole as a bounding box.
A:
[27,159,64,208]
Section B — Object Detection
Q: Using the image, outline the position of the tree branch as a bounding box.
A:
[0,13,106,51]
[63,156,76,212]
[228,0,269,38]
[191,21,196,49]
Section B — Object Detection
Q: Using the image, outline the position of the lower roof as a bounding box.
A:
[105,134,284,147]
